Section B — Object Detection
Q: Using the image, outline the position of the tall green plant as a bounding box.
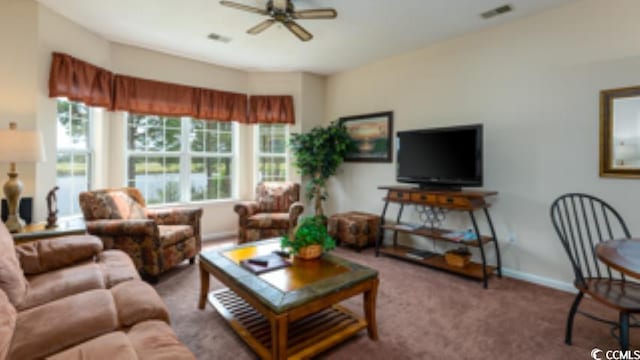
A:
[289,121,355,217]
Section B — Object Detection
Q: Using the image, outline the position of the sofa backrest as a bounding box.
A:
[0,222,28,309]
[79,188,148,221]
[255,182,300,213]
[0,288,16,360]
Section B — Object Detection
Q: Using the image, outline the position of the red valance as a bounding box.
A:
[198,88,247,123]
[248,96,295,124]
[112,75,200,117]
[48,52,114,108]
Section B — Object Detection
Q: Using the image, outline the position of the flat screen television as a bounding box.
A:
[396,124,483,189]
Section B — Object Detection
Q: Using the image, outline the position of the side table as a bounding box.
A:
[12,218,86,243]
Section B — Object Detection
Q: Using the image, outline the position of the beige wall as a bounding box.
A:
[1,1,324,237]
[325,0,640,285]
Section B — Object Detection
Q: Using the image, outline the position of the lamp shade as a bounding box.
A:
[0,128,46,163]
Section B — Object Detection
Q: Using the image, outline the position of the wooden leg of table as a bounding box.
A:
[271,314,288,360]
[198,263,209,310]
[364,278,379,341]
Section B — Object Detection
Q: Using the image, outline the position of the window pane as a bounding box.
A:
[128,155,182,205]
[190,156,232,201]
[56,100,91,217]
[257,124,287,182]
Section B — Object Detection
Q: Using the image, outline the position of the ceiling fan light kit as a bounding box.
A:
[220,0,337,41]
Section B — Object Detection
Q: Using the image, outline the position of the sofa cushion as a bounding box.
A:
[18,261,105,310]
[128,320,196,360]
[0,222,28,307]
[256,182,299,213]
[110,280,169,327]
[81,190,147,220]
[98,250,140,287]
[9,289,119,359]
[246,213,291,229]
[158,225,193,248]
[16,235,103,275]
[47,332,138,360]
[0,289,16,360]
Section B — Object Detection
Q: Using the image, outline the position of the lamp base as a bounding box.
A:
[3,171,25,233]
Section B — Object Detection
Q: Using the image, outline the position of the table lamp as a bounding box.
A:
[0,122,45,233]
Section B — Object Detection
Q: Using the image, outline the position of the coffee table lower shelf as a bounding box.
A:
[208,288,367,360]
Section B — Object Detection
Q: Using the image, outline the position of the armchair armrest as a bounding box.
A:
[234,201,260,218]
[16,235,103,275]
[289,201,304,227]
[85,219,158,238]
[146,207,203,226]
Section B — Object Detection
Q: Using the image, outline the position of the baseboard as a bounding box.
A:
[502,267,576,293]
[203,231,236,242]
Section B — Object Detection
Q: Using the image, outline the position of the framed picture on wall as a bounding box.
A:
[339,111,393,163]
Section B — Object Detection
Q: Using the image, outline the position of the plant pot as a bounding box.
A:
[444,251,471,268]
[296,244,323,260]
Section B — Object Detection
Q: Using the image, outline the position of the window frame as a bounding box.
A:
[254,124,289,185]
[55,99,94,218]
[124,114,238,206]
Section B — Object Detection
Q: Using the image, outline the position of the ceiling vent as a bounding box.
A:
[207,32,232,43]
[480,4,513,19]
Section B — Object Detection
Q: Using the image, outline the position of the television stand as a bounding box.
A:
[375,186,501,288]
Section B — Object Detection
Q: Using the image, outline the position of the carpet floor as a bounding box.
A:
[154,240,637,359]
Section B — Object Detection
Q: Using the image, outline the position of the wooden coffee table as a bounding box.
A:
[198,239,379,360]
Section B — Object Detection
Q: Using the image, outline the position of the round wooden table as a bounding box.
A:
[596,238,640,279]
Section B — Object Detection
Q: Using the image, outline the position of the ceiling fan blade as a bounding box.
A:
[284,21,313,41]
[219,1,268,15]
[292,8,337,20]
[247,19,276,35]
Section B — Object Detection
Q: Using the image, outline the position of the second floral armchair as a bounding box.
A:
[79,188,203,282]
[234,182,304,244]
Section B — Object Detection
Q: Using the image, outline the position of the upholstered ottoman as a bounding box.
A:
[327,211,380,251]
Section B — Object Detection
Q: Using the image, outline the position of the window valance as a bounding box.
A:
[248,96,295,124]
[48,52,114,108]
[48,52,294,124]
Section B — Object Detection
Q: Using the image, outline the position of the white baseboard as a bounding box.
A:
[203,231,236,242]
[502,267,576,293]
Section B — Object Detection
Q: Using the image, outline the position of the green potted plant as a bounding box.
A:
[289,121,356,217]
[281,216,336,260]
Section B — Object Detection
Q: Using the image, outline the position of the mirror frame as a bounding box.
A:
[600,85,640,178]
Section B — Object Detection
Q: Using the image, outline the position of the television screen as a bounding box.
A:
[396,124,482,188]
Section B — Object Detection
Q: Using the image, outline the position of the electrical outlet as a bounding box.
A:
[507,232,516,243]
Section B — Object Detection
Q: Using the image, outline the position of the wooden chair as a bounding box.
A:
[551,193,639,351]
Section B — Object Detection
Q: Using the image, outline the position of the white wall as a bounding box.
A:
[325,0,640,284]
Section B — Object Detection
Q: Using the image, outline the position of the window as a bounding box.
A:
[126,114,234,205]
[256,124,288,182]
[56,100,92,216]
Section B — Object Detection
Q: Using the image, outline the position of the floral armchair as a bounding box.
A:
[234,182,304,244]
[79,188,203,282]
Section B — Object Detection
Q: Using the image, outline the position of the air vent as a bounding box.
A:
[207,33,232,43]
[480,4,513,19]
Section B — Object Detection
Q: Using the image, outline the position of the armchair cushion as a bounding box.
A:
[256,182,300,213]
[16,235,103,275]
[80,188,147,221]
[147,207,203,226]
[246,213,291,229]
[158,225,194,248]
[0,222,28,307]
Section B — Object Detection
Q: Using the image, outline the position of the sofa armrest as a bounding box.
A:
[289,201,304,227]
[234,201,260,219]
[16,235,103,275]
[146,207,203,226]
[85,219,158,238]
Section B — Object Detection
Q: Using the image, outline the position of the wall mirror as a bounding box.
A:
[600,86,640,178]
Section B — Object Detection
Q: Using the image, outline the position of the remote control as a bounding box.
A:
[273,250,290,257]
[248,258,268,266]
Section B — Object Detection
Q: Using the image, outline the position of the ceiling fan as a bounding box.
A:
[219,0,337,42]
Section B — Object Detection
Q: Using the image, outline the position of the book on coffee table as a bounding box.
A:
[240,253,291,274]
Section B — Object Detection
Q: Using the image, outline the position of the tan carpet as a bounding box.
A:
[154,240,636,359]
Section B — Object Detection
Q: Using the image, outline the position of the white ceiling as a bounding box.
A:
[36,0,575,75]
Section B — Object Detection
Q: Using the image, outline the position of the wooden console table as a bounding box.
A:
[376,186,501,288]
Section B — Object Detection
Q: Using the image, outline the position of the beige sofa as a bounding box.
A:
[0,222,194,359]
